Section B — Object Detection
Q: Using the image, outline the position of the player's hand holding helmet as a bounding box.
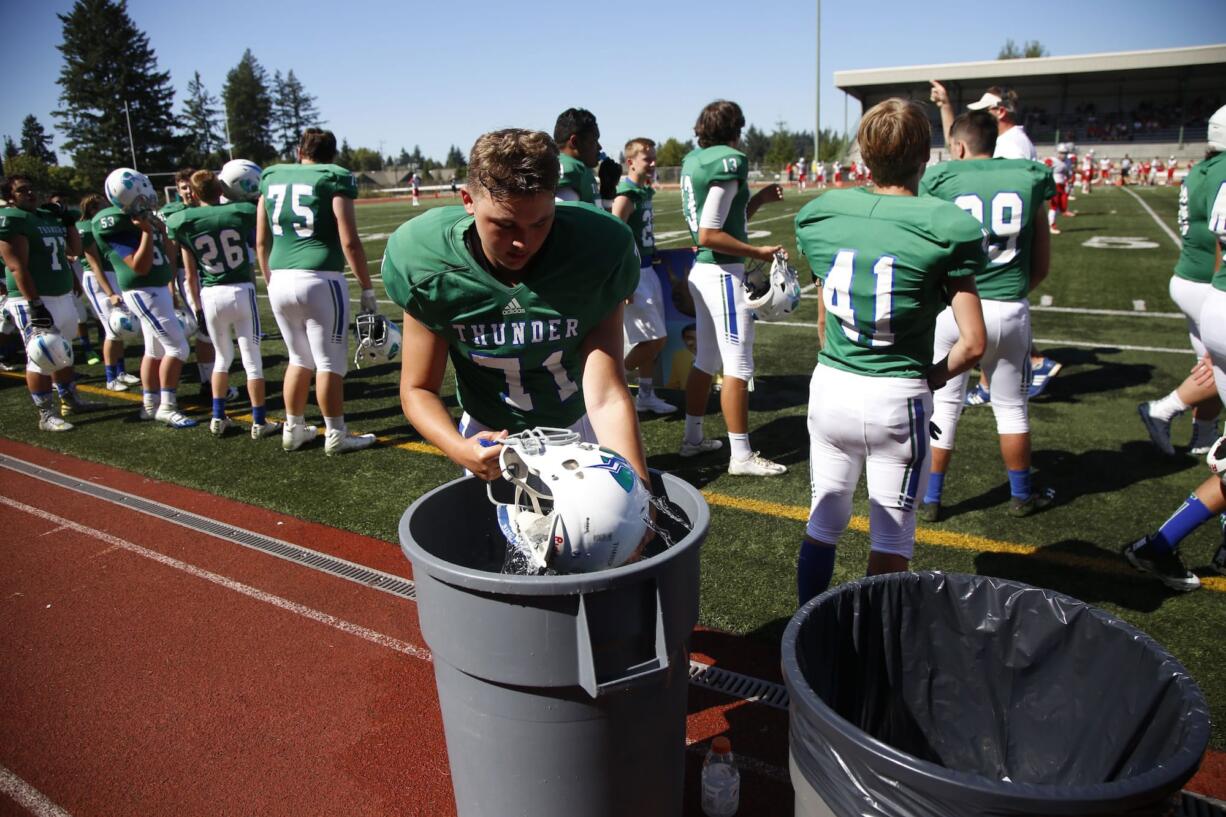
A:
[104,168,158,217]
[353,313,402,368]
[745,250,801,321]
[489,427,651,574]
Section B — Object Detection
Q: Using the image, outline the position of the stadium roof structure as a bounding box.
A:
[834,45,1226,147]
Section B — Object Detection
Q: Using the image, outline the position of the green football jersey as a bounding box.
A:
[0,206,74,297]
[76,217,115,273]
[920,158,1054,301]
[681,145,750,264]
[158,200,190,269]
[796,188,986,378]
[382,204,639,431]
[557,153,597,204]
[615,178,655,263]
[1175,152,1226,286]
[92,206,174,290]
[166,202,257,288]
[259,163,357,271]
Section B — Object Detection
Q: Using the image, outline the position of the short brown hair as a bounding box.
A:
[985,86,1019,113]
[174,168,195,185]
[1,174,34,199]
[467,129,559,200]
[299,128,338,163]
[79,193,106,219]
[857,99,931,187]
[694,100,744,148]
[949,111,998,157]
[624,137,655,160]
[189,169,223,203]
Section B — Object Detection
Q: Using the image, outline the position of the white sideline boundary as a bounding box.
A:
[0,765,73,817]
[1122,186,1181,248]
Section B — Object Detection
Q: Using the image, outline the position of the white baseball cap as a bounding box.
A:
[967,92,1004,111]
[1208,105,1226,152]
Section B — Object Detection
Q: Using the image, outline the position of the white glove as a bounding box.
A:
[359,288,378,314]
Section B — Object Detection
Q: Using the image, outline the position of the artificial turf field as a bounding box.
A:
[2,182,1223,750]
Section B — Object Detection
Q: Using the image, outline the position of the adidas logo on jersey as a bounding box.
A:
[502,297,525,316]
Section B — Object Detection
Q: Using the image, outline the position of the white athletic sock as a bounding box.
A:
[159,388,177,409]
[728,432,752,461]
[1047,208,1056,227]
[323,415,345,433]
[142,391,159,412]
[638,378,654,399]
[683,415,704,445]
[287,414,306,427]
[1150,391,1190,422]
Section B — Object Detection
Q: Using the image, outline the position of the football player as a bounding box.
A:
[1125,106,1226,590]
[1138,107,1225,458]
[161,168,222,402]
[1047,149,1069,235]
[0,174,90,430]
[92,174,197,428]
[384,128,649,482]
[167,169,280,440]
[77,193,140,391]
[918,110,1054,522]
[613,138,675,415]
[679,99,788,476]
[257,127,378,455]
[794,99,986,604]
[553,108,600,204]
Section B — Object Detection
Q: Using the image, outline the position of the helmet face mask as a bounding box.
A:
[489,427,651,574]
[745,251,801,321]
[353,313,402,368]
[104,168,157,216]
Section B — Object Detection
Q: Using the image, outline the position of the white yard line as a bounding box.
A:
[1122,186,1181,248]
[0,766,73,817]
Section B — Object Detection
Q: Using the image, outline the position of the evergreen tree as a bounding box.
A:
[409,145,425,169]
[444,144,466,169]
[337,138,354,169]
[55,0,180,186]
[180,71,223,168]
[741,125,769,165]
[396,147,411,167]
[764,128,795,168]
[20,115,58,165]
[222,49,275,165]
[655,138,692,167]
[3,136,19,161]
[272,69,321,159]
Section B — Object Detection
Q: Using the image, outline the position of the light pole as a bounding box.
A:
[814,0,820,163]
[124,101,138,169]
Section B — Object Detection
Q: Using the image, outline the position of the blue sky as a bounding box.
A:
[4,0,1224,169]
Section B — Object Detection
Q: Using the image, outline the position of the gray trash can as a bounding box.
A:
[399,473,708,817]
[782,571,1210,817]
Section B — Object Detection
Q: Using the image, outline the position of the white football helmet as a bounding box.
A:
[353,313,402,368]
[219,159,262,202]
[108,306,141,341]
[1208,105,1226,153]
[104,168,158,216]
[26,331,74,374]
[0,297,15,336]
[1207,436,1226,483]
[489,428,651,574]
[745,251,802,322]
[175,308,198,342]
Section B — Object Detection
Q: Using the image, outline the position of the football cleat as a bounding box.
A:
[1027,358,1062,399]
[1007,487,1056,517]
[353,313,402,368]
[324,429,376,456]
[1189,424,1221,456]
[745,251,802,321]
[251,420,283,440]
[680,438,723,457]
[59,391,101,417]
[728,452,787,476]
[137,405,157,421]
[209,416,234,437]
[104,168,158,216]
[964,384,991,406]
[635,392,677,415]
[38,410,73,432]
[1138,402,1176,456]
[25,331,74,375]
[1122,537,1200,592]
[106,379,129,392]
[917,502,941,523]
[117,372,141,386]
[218,159,262,202]
[155,405,198,428]
[282,423,319,452]
[490,427,650,574]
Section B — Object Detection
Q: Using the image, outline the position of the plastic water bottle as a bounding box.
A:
[701,736,740,816]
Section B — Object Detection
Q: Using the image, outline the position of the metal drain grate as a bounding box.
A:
[689,660,789,710]
[0,454,416,601]
[1183,792,1226,817]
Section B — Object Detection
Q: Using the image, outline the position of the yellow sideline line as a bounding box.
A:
[5,371,1224,592]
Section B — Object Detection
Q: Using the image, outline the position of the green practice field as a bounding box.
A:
[3,183,1224,748]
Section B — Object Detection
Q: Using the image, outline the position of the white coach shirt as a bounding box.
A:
[994,125,1037,160]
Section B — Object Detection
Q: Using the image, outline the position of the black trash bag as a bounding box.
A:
[781,572,1210,817]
